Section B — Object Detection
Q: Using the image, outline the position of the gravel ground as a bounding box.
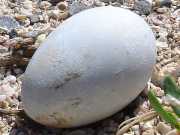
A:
[0,0,179,134]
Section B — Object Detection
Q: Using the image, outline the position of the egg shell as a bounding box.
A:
[22,6,156,128]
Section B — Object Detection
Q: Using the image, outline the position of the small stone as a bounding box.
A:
[22,0,33,9]
[132,125,140,135]
[142,129,155,135]
[154,0,172,7]
[0,16,20,31]
[58,11,69,20]
[39,1,52,10]
[143,121,153,130]
[48,10,60,19]
[9,29,18,39]
[18,58,29,66]
[20,8,33,16]
[0,36,8,44]
[0,45,8,53]
[94,0,106,6]
[0,95,7,102]
[15,15,28,21]
[166,130,178,135]
[35,34,47,44]
[69,0,95,15]
[134,0,152,15]
[29,15,40,24]
[4,75,16,84]
[3,39,18,48]
[48,10,69,20]
[0,84,16,97]
[156,122,171,135]
[123,133,134,135]
[21,31,39,38]
[156,40,168,48]
[13,68,23,75]
[57,1,68,11]
[24,46,36,57]
[156,7,169,13]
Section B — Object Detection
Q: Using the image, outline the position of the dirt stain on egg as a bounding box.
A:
[53,72,81,90]
[36,113,73,128]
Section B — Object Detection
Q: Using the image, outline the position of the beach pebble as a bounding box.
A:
[22,6,156,128]
[142,129,155,135]
[156,122,171,135]
[29,15,40,24]
[155,0,172,7]
[69,0,95,15]
[57,1,68,11]
[39,1,52,10]
[35,34,47,45]
[0,16,20,31]
[166,130,178,135]
[134,0,153,15]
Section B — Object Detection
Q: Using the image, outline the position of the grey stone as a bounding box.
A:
[0,16,20,31]
[29,15,40,24]
[134,0,152,15]
[158,0,172,7]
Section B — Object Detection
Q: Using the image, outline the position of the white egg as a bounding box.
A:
[22,6,156,128]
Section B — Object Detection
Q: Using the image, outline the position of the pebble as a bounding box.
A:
[48,9,69,20]
[18,58,29,66]
[29,15,40,24]
[4,75,16,84]
[0,45,8,53]
[13,68,24,75]
[0,36,7,44]
[20,31,39,38]
[57,1,68,11]
[22,0,33,10]
[39,1,52,10]
[143,121,154,130]
[0,83,16,97]
[0,16,20,31]
[156,7,169,14]
[154,0,172,7]
[69,0,95,15]
[134,0,153,15]
[166,129,178,135]
[156,122,171,135]
[35,34,47,45]
[142,129,155,135]
[15,15,28,21]
[48,9,60,19]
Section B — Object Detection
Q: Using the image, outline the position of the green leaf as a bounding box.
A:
[148,90,180,131]
[163,76,180,99]
[172,106,180,118]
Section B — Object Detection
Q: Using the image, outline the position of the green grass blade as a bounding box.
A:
[148,90,180,131]
[163,76,180,99]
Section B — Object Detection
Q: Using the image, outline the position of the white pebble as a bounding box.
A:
[156,122,171,135]
[166,130,178,135]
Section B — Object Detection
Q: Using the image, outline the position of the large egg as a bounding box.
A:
[22,6,156,128]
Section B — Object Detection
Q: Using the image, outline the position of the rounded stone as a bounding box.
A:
[22,6,156,128]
